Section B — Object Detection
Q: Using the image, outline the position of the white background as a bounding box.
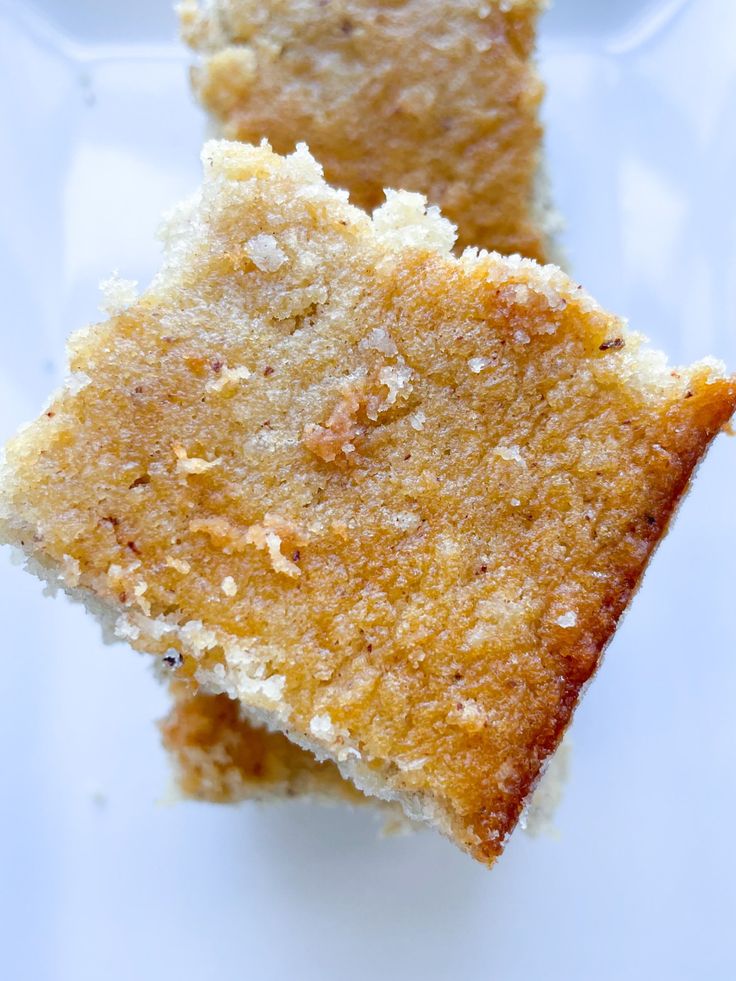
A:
[0,1,734,978]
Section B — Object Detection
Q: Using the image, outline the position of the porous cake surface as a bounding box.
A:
[1,141,734,864]
[179,0,551,260]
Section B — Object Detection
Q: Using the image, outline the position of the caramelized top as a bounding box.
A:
[180,0,550,259]
[2,142,734,863]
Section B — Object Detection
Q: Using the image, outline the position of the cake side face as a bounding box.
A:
[2,141,734,864]
[160,683,569,836]
[178,0,551,260]
[161,683,367,803]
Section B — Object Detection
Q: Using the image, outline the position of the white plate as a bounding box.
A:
[1,2,734,979]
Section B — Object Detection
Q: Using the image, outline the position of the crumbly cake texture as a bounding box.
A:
[2,141,734,865]
[178,0,553,261]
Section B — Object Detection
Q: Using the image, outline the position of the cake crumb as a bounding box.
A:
[165,556,191,575]
[173,444,221,474]
[206,364,252,393]
[304,388,363,463]
[377,362,413,408]
[360,328,398,357]
[245,521,301,578]
[309,712,336,740]
[409,408,426,431]
[494,444,525,465]
[468,356,493,373]
[245,234,287,272]
[555,611,577,628]
[451,698,486,732]
[221,575,237,597]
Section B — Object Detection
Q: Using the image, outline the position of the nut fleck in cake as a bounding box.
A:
[179,0,553,260]
[2,141,734,864]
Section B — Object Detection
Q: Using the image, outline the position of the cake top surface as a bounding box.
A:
[2,140,734,863]
[179,0,551,259]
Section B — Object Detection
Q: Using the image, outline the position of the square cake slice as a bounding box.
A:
[179,0,554,260]
[1,141,734,865]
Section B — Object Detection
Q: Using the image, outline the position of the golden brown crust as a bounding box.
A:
[179,0,551,259]
[2,142,734,864]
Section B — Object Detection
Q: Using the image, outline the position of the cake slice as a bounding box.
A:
[1,141,733,865]
[177,0,557,808]
[178,0,554,260]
